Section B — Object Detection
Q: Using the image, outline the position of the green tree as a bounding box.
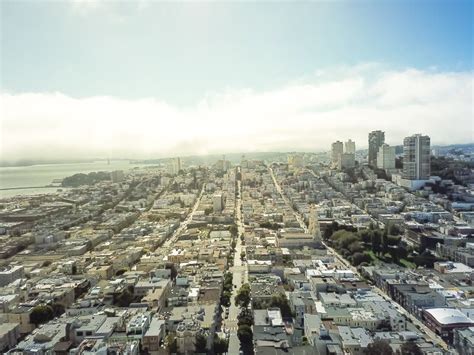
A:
[221,290,232,307]
[30,305,54,326]
[371,230,382,254]
[195,333,207,353]
[115,286,134,307]
[388,223,401,236]
[414,250,438,268]
[365,339,393,355]
[115,269,127,276]
[229,225,238,236]
[358,229,372,243]
[270,293,293,318]
[352,252,372,266]
[166,334,177,353]
[238,308,254,326]
[51,303,65,317]
[42,260,52,267]
[400,341,422,355]
[237,324,253,344]
[381,229,389,253]
[348,241,364,254]
[213,336,229,354]
[235,283,251,308]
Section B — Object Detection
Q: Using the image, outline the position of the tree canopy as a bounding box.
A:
[235,283,251,308]
[365,340,393,355]
[30,305,54,325]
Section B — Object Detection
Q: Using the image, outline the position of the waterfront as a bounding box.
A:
[0,160,145,198]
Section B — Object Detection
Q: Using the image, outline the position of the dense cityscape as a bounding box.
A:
[0,131,473,355]
[1,1,472,354]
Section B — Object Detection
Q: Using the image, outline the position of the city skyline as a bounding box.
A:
[1,0,473,161]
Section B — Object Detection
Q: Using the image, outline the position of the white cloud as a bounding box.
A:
[0,66,472,162]
[70,0,151,17]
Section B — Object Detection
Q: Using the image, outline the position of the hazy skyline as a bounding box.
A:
[1,1,473,162]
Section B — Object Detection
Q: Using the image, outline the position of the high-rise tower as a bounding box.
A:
[368,130,385,167]
[403,134,431,180]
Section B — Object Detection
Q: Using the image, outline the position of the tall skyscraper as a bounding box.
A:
[345,139,356,155]
[377,144,396,170]
[331,141,344,168]
[403,134,431,180]
[368,130,385,167]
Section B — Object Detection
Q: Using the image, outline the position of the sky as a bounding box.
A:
[1,0,473,162]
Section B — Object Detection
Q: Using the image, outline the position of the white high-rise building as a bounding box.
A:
[403,134,431,180]
[377,144,396,170]
[345,140,356,155]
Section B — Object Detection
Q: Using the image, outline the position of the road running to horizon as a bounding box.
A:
[225,167,248,355]
[163,184,205,249]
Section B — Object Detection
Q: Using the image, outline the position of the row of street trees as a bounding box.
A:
[235,284,254,355]
[365,339,423,355]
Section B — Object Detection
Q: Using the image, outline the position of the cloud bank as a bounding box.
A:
[1,66,472,162]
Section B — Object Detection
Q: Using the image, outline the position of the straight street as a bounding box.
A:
[163,183,205,248]
[226,168,248,355]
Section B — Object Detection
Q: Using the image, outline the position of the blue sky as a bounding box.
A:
[2,0,472,104]
[0,1,472,160]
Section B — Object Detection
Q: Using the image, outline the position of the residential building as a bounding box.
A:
[377,144,396,170]
[423,308,474,344]
[142,317,165,352]
[403,134,431,180]
[0,323,20,352]
[0,265,24,287]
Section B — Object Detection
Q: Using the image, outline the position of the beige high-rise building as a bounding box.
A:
[403,134,430,180]
[368,130,385,167]
[377,144,396,170]
[331,141,344,168]
[213,193,224,212]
